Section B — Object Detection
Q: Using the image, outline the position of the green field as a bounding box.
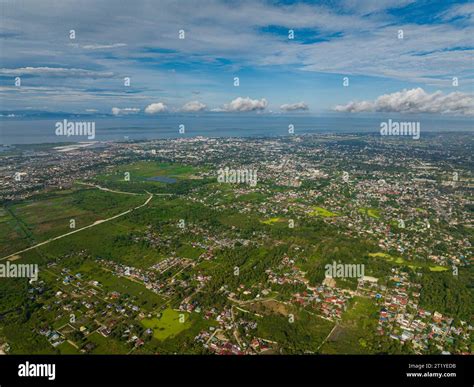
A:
[97,161,198,183]
[320,297,380,354]
[176,244,205,260]
[309,207,338,217]
[368,252,448,272]
[141,308,191,340]
[358,207,380,219]
[254,310,333,354]
[57,341,80,355]
[429,266,450,272]
[236,192,267,203]
[87,332,129,354]
[90,161,208,196]
[261,217,284,225]
[0,207,31,256]
[73,260,167,311]
[0,188,145,257]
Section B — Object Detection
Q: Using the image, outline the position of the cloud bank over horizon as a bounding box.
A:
[280,102,309,112]
[144,102,168,114]
[112,107,141,116]
[180,101,207,112]
[0,0,472,116]
[334,88,474,116]
[219,97,268,112]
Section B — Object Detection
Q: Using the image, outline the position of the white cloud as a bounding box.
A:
[0,67,114,78]
[334,100,375,113]
[280,102,309,111]
[440,3,474,21]
[222,97,268,112]
[80,43,127,50]
[181,100,206,112]
[262,24,474,85]
[334,88,474,116]
[1,1,473,112]
[144,102,168,114]
[340,0,415,15]
[111,107,140,116]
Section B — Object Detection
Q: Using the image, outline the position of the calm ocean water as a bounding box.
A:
[0,114,472,145]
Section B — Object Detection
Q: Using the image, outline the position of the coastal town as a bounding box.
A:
[0,133,472,355]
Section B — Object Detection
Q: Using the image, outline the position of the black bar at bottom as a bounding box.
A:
[0,355,472,386]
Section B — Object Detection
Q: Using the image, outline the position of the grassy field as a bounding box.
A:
[12,193,216,270]
[309,206,338,217]
[254,309,334,354]
[0,207,31,256]
[261,217,284,225]
[428,266,450,272]
[18,208,162,268]
[74,260,167,311]
[97,161,198,183]
[91,161,208,195]
[320,297,379,354]
[218,213,260,229]
[358,207,380,219]
[1,188,145,257]
[57,341,80,355]
[141,308,191,340]
[368,252,448,272]
[176,244,205,260]
[88,332,129,354]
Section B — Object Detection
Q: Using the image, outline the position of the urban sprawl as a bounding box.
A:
[0,133,472,355]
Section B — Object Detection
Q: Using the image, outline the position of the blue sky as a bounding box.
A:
[0,0,473,116]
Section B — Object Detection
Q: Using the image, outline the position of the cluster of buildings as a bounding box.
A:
[0,142,133,201]
[2,134,471,355]
[358,269,472,354]
[293,284,352,321]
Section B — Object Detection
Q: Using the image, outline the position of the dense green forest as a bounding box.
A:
[418,269,473,321]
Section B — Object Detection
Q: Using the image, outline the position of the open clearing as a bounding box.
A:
[261,217,284,225]
[368,252,448,272]
[141,308,191,340]
[97,161,198,183]
[1,188,145,257]
[358,207,380,219]
[309,207,338,217]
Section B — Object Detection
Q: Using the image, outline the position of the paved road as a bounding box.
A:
[77,182,143,196]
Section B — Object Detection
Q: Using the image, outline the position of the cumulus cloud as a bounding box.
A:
[144,102,168,114]
[0,67,114,78]
[181,100,206,112]
[334,100,375,113]
[2,2,472,114]
[111,107,140,116]
[334,88,474,116]
[280,102,309,111]
[222,97,268,112]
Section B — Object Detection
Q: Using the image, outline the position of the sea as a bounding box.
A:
[0,114,472,145]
